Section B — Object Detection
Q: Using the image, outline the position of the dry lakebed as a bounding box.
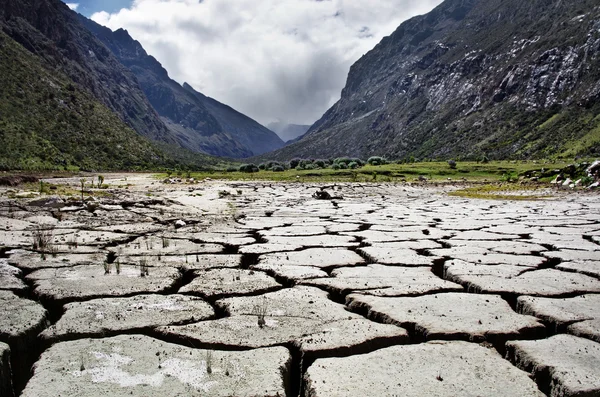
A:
[0,173,599,396]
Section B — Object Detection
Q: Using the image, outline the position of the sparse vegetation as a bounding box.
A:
[139,257,150,277]
[253,297,269,328]
[32,225,56,253]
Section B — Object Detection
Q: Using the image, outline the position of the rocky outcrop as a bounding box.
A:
[267,0,600,160]
[80,18,284,158]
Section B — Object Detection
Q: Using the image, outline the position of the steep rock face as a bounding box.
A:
[80,17,284,158]
[0,0,173,144]
[269,0,600,160]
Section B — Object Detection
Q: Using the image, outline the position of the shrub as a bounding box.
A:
[481,155,490,163]
[226,167,237,172]
[239,163,259,173]
[367,156,387,166]
[304,163,318,170]
[448,160,457,169]
[272,165,285,172]
[314,159,326,169]
[339,163,348,169]
[289,158,302,169]
[348,161,359,169]
[331,163,341,170]
[258,163,266,170]
[299,159,313,169]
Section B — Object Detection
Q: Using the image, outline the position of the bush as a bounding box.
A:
[314,159,326,169]
[239,163,259,173]
[304,163,318,170]
[331,163,341,170]
[272,165,285,172]
[339,163,348,169]
[226,167,237,172]
[348,161,359,169]
[448,160,457,169]
[299,159,313,169]
[258,163,266,170]
[289,158,302,169]
[367,156,387,166]
[481,155,490,163]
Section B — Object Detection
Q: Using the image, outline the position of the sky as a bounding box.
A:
[67,0,443,126]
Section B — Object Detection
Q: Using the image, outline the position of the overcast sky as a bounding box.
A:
[85,0,442,126]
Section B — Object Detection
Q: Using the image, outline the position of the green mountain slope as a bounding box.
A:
[0,30,217,170]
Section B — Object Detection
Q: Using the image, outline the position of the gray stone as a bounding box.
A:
[7,250,103,270]
[257,248,364,269]
[41,294,214,343]
[445,265,600,296]
[27,264,180,304]
[518,295,600,342]
[347,292,544,342]
[506,334,600,397]
[27,197,65,209]
[358,246,439,266]
[0,342,13,397]
[0,260,26,292]
[179,269,281,298]
[111,236,224,256]
[556,260,600,278]
[21,335,290,397]
[302,265,463,296]
[304,341,544,397]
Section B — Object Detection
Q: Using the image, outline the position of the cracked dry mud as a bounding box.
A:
[0,173,599,396]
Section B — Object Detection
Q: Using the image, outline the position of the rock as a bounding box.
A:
[517,295,600,342]
[27,197,65,209]
[302,265,463,297]
[588,181,599,189]
[0,342,14,397]
[358,246,439,266]
[347,292,544,342]
[445,264,600,297]
[0,260,27,292]
[506,334,600,397]
[304,341,544,396]
[179,269,281,299]
[0,291,48,392]
[587,160,600,177]
[556,261,600,279]
[562,178,572,187]
[40,294,215,344]
[257,248,365,269]
[20,335,290,397]
[313,190,332,200]
[26,264,180,305]
[174,219,186,228]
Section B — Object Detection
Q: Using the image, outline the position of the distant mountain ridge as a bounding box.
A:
[265,0,600,161]
[79,17,284,158]
[267,122,311,143]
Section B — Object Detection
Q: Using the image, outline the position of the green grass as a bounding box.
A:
[448,184,547,200]
[156,160,581,183]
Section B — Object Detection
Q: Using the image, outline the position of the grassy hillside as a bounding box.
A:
[0,31,222,171]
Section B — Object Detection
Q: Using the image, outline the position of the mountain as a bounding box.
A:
[0,0,173,145]
[266,0,600,161]
[267,121,311,143]
[79,17,284,158]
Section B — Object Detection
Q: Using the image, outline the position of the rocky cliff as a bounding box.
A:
[80,17,284,158]
[267,0,600,161]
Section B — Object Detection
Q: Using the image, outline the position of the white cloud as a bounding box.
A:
[92,0,442,125]
[66,2,79,10]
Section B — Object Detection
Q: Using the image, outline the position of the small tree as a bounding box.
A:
[367,156,387,166]
[97,175,104,188]
[79,178,86,203]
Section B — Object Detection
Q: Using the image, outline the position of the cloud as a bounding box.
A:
[92,0,442,125]
[66,2,79,10]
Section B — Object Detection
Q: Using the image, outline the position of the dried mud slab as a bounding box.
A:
[556,261,600,278]
[347,293,545,342]
[0,291,48,391]
[445,265,600,297]
[258,225,328,236]
[7,250,104,270]
[517,295,600,342]
[164,232,255,246]
[26,264,180,304]
[302,265,463,297]
[543,249,600,262]
[304,341,544,397]
[0,260,26,292]
[251,263,328,282]
[179,269,281,298]
[0,342,13,397]
[21,335,290,397]
[41,294,215,344]
[358,246,440,266]
[506,334,600,397]
[430,248,545,267]
[342,229,449,243]
[261,235,359,248]
[258,248,365,269]
[119,254,242,271]
[111,236,224,256]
